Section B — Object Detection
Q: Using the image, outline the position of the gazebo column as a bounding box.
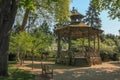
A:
[68,36,71,51]
[57,33,61,58]
[82,37,85,57]
[97,33,102,64]
[68,29,72,65]
[93,34,96,57]
[94,34,96,51]
[68,28,72,51]
[88,30,91,58]
[87,29,92,66]
[97,33,100,54]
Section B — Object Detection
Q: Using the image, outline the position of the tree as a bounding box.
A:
[10,29,53,68]
[91,0,120,60]
[92,0,120,20]
[9,31,33,64]
[30,29,53,69]
[0,0,70,76]
[0,0,18,76]
[39,20,51,35]
[83,1,102,29]
[99,34,120,61]
[118,30,120,36]
[20,0,71,31]
[54,0,70,25]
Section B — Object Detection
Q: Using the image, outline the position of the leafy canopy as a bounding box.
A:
[92,0,120,20]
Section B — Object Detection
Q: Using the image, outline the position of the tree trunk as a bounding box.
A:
[20,52,24,66]
[0,0,18,76]
[32,53,34,70]
[17,50,20,62]
[0,34,9,76]
[21,8,30,31]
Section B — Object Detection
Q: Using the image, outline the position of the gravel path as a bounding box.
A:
[13,61,120,80]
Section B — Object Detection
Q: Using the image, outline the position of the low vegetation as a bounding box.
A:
[0,65,35,80]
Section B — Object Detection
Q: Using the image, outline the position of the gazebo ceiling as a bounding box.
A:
[54,22,103,38]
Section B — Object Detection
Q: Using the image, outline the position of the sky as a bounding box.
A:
[70,0,120,35]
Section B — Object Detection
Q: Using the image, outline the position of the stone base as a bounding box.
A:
[56,57,91,67]
[56,57,102,67]
[71,58,91,67]
[89,57,102,65]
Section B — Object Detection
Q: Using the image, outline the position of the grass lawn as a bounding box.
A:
[0,65,35,80]
[47,57,56,61]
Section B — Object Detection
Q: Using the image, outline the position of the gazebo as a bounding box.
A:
[54,7,103,66]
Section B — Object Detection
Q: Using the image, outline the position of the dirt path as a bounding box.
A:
[13,61,120,80]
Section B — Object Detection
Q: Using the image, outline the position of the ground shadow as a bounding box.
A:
[16,61,120,80]
[53,67,120,80]
[109,61,120,67]
[25,61,88,70]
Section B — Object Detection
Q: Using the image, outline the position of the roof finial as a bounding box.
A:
[72,7,75,11]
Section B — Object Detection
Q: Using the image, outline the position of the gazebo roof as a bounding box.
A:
[54,22,103,38]
[69,22,89,27]
[70,8,84,20]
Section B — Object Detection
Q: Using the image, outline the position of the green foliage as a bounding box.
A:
[92,0,120,20]
[70,34,120,61]
[72,38,88,49]
[39,20,52,35]
[100,34,120,61]
[71,38,91,53]
[100,42,116,54]
[19,0,36,10]
[9,29,53,61]
[10,31,33,54]
[31,30,53,55]
[0,65,35,80]
[103,38,115,46]
[47,57,56,61]
[17,0,71,32]
[55,0,70,24]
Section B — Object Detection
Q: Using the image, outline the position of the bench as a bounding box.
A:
[41,62,53,79]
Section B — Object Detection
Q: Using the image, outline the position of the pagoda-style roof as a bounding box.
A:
[54,7,103,38]
[70,7,84,20]
[70,10,84,17]
[54,22,103,38]
[69,22,89,27]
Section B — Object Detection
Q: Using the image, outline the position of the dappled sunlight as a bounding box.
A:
[72,71,85,78]
[54,69,65,74]
[13,61,120,80]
